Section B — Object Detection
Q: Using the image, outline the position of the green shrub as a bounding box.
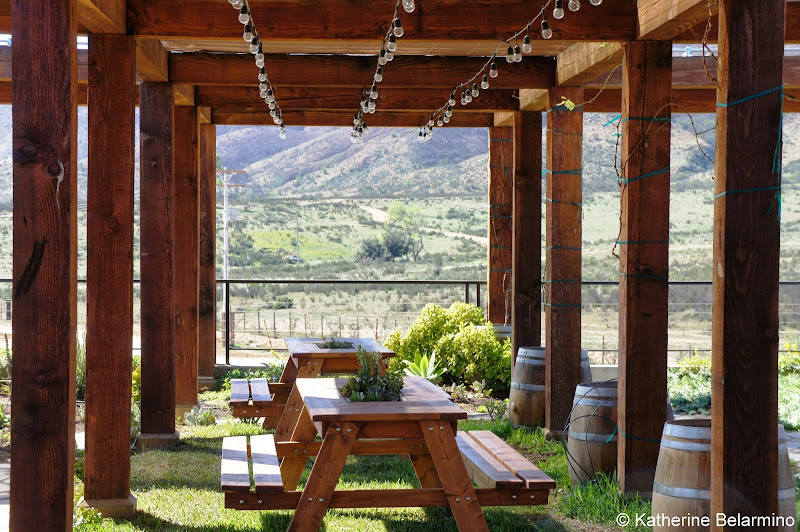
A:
[780,342,800,375]
[435,325,511,390]
[76,332,87,400]
[131,366,141,404]
[216,363,284,391]
[184,406,217,426]
[676,350,711,376]
[0,343,11,381]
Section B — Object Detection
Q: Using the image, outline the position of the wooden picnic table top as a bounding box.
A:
[295,376,467,423]
[284,337,395,359]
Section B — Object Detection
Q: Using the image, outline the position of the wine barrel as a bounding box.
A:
[652,419,797,531]
[508,347,592,428]
[566,381,618,486]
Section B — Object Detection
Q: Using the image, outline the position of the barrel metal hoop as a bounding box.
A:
[511,382,546,392]
[660,439,711,452]
[653,482,710,500]
[568,430,617,443]
[574,385,618,398]
[515,357,545,366]
[573,397,618,407]
[662,422,711,440]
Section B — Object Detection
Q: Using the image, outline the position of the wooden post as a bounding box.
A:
[544,87,583,437]
[711,0,785,523]
[138,82,179,449]
[617,40,672,497]
[173,106,200,417]
[488,126,513,325]
[512,111,543,364]
[84,32,137,519]
[198,123,216,388]
[10,0,78,529]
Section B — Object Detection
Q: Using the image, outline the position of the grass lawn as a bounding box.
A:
[75,414,650,532]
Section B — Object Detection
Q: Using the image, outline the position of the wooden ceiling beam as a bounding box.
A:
[196,86,519,111]
[212,110,494,127]
[518,89,548,111]
[556,42,624,87]
[78,0,126,34]
[171,53,555,89]
[637,0,718,40]
[173,83,195,106]
[135,37,169,82]
[126,0,635,42]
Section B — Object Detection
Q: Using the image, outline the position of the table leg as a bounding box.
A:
[420,421,489,532]
[279,357,299,383]
[410,453,443,489]
[274,385,304,443]
[280,405,319,491]
[295,359,323,378]
[288,421,360,532]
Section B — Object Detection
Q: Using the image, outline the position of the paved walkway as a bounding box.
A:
[0,430,796,530]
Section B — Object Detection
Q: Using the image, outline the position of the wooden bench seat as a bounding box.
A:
[221,434,283,494]
[229,378,289,427]
[456,430,556,491]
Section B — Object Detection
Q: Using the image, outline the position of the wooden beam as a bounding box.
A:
[544,87,583,438]
[493,112,515,127]
[518,89,548,112]
[711,0,784,523]
[10,0,78,529]
[126,0,636,42]
[173,106,200,416]
[78,0,126,34]
[197,106,211,124]
[617,40,671,498]
[512,111,543,360]
[138,82,179,446]
[211,110,494,128]
[556,42,624,87]
[84,32,136,519]
[637,0,719,40]
[173,83,195,107]
[171,53,555,89]
[0,46,88,83]
[488,126,513,325]
[135,37,168,82]
[197,86,519,112]
[198,122,216,385]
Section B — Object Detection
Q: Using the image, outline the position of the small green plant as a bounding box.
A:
[676,349,712,376]
[483,398,508,421]
[448,383,468,402]
[339,347,404,402]
[184,406,217,426]
[274,295,294,310]
[131,365,141,403]
[0,334,11,381]
[780,342,800,375]
[470,380,492,397]
[76,332,87,400]
[403,351,445,383]
[73,475,103,527]
[317,336,355,349]
[130,402,141,442]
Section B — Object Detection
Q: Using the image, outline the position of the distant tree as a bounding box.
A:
[382,229,411,261]
[357,236,386,262]
[386,202,425,260]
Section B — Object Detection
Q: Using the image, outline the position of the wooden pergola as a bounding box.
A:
[4,0,790,529]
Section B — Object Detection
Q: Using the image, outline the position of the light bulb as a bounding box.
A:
[464,91,472,104]
[568,0,580,11]
[273,116,281,125]
[385,50,394,61]
[238,7,250,24]
[266,90,274,103]
[553,0,565,19]
[590,0,601,4]
[514,45,522,62]
[260,89,268,98]
[255,54,264,68]
[506,46,514,63]
[437,117,443,126]
[243,25,253,42]
[428,116,434,127]
[378,49,388,65]
[259,82,267,91]
[541,20,553,39]
[449,93,456,106]
[387,35,398,52]
[268,101,275,110]
[460,94,466,105]
[418,129,424,141]
[258,68,267,82]
[354,114,360,125]
[270,108,277,117]
[443,115,450,123]
[481,75,489,90]
[445,105,453,117]
[489,62,498,78]
[249,37,259,54]
[370,84,378,99]
[231,0,243,8]
[374,67,383,82]
[393,19,404,37]
[403,0,415,13]
[368,100,376,111]
[279,128,286,140]
[522,35,532,54]
[471,83,479,97]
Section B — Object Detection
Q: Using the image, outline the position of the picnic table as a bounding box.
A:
[221,376,556,531]
[229,337,395,428]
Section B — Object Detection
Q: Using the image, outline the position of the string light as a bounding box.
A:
[416,0,603,140]
[232,0,286,138]
[352,0,409,142]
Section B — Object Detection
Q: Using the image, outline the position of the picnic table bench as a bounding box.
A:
[229,338,394,428]
[221,376,555,531]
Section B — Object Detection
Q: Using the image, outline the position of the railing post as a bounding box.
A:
[476,283,481,310]
[465,283,469,304]
[225,280,230,366]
